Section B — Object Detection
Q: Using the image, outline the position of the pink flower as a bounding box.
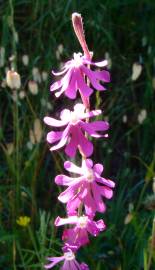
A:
[50,52,110,99]
[44,103,109,157]
[45,250,89,270]
[55,159,115,217]
[55,215,106,248]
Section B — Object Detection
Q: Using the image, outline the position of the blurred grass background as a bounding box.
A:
[0,0,155,269]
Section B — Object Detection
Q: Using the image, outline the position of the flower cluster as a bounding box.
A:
[44,13,115,270]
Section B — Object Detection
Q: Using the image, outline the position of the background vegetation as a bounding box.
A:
[0,0,155,269]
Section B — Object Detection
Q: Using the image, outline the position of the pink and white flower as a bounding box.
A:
[44,103,109,157]
[55,159,115,217]
[50,52,110,99]
[45,250,89,270]
[55,215,106,248]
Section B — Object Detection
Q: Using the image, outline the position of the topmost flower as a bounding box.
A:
[50,53,110,99]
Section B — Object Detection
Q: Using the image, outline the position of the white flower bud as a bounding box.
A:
[32,67,41,83]
[19,90,26,99]
[137,109,147,124]
[122,115,127,123]
[28,80,38,95]
[42,71,48,81]
[22,55,29,66]
[131,63,142,81]
[6,70,21,89]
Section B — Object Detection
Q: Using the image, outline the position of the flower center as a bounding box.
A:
[64,250,75,261]
[77,216,88,228]
[70,111,80,124]
[84,168,94,182]
[73,53,83,67]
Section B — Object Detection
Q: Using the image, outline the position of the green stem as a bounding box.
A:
[147,216,155,270]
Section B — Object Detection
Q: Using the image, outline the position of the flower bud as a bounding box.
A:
[28,80,38,95]
[22,54,29,66]
[6,70,21,89]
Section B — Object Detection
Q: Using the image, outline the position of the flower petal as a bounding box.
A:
[65,126,78,157]
[60,109,71,121]
[47,131,63,144]
[65,70,77,99]
[96,177,115,188]
[55,216,78,226]
[82,109,102,119]
[83,192,97,217]
[44,116,68,127]
[64,161,82,175]
[55,69,72,97]
[80,121,103,138]
[49,136,68,151]
[52,67,68,76]
[91,182,106,213]
[55,174,74,186]
[96,219,106,231]
[50,79,63,92]
[58,182,81,203]
[49,125,70,151]
[94,70,110,82]
[83,59,108,67]
[67,196,81,215]
[77,128,93,157]
[74,103,86,115]
[82,159,93,170]
[93,164,104,175]
[44,256,64,269]
[89,121,109,132]
[81,65,106,91]
[99,185,114,199]
[77,70,93,97]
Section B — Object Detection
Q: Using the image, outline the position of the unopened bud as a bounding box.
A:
[6,70,21,89]
[28,80,38,95]
[72,13,90,60]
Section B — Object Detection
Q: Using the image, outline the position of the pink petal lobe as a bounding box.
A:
[44,116,67,127]
[77,70,93,97]
[58,182,81,203]
[89,121,109,131]
[96,219,106,231]
[65,70,77,99]
[55,216,78,226]
[55,175,73,186]
[65,126,78,157]
[83,109,102,119]
[92,182,106,213]
[52,67,68,76]
[49,135,68,151]
[100,186,114,199]
[50,79,63,92]
[49,125,70,151]
[95,70,110,82]
[47,131,63,144]
[93,164,104,175]
[96,177,115,188]
[64,161,81,174]
[80,121,103,138]
[44,256,64,269]
[55,69,72,97]
[77,128,93,157]
[81,65,105,91]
